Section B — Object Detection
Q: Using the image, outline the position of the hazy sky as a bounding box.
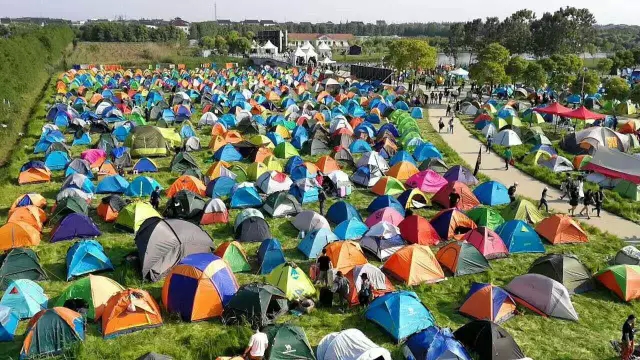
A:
[3,0,640,25]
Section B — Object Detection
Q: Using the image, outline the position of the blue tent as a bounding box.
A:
[44,151,71,171]
[180,123,196,139]
[404,327,471,360]
[367,195,406,216]
[326,201,362,224]
[132,158,158,173]
[113,126,131,142]
[51,213,101,242]
[66,240,114,280]
[365,291,435,343]
[34,131,64,153]
[0,305,19,341]
[354,124,376,139]
[62,173,95,193]
[349,139,373,154]
[472,181,511,206]
[266,132,285,147]
[298,228,338,259]
[334,219,368,240]
[289,182,319,204]
[96,175,130,194]
[395,101,410,111]
[0,280,47,319]
[285,156,305,174]
[291,133,308,150]
[206,176,237,198]
[219,114,237,128]
[258,238,286,275]
[72,132,92,146]
[413,143,442,162]
[230,186,263,209]
[162,108,176,122]
[496,220,545,254]
[125,176,163,197]
[566,94,582,104]
[214,144,243,162]
[410,107,424,119]
[290,166,315,182]
[378,123,400,138]
[389,151,417,166]
[365,113,381,124]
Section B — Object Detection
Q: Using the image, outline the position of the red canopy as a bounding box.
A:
[560,106,606,120]
[533,102,572,116]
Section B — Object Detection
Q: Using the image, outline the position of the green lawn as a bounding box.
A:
[0,78,636,360]
[458,115,640,225]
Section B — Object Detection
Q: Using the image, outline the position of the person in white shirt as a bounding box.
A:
[243,324,269,360]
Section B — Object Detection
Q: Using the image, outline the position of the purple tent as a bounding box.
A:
[50,213,101,242]
[443,165,478,186]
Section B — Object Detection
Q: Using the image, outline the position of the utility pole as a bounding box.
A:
[214,3,217,22]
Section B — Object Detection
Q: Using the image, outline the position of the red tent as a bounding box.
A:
[560,106,605,120]
[533,102,571,116]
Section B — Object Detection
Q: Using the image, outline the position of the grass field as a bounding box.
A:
[0,76,637,360]
[457,116,640,225]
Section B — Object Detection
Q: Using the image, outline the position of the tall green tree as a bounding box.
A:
[597,58,614,76]
[629,85,640,105]
[570,70,600,96]
[498,10,535,54]
[505,56,528,84]
[470,43,511,87]
[522,62,548,89]
[476,43,510,66]
[603,77,630,101]
[385,39,437,73]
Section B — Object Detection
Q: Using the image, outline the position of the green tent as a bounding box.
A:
[170,151,199,174]
[523,112,545,125]
[214,241,251,273]
[466,206,505,230]
[50,196,89,224]
[265,324,316,360]
[115,202,162,232]
[615,180,640,201]
[163,190,207,221]
[228,164,248,183]
[222,283,288,327]
[263,192,302,218]
[20,308,85,358]
[617,101,637,115]
[274,142,299,159]
[0,248,47,290]
[436,241,491,276]
[505,115,523,128]
[493,117,508,130]
[124,126,169,157]
[501,199,545,224]
[54,275,124,320]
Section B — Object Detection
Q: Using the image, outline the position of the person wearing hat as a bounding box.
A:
[357,273,374,307]
[538,186,549,212]
[508,182,518,203]
[622,314,636,360]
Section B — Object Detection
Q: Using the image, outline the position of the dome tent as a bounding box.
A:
[454,320,524,360]
[505,273,578,321]
[54,275,123,321]
[365,291,436,343]
[101,288,162,338]
[19,308,85,359]
[404,327,471,360]
[0,279,47,319]
[222,283,288,327]
[528,254,594,294]
[266,262,316,300]
[317,329,391,360]
[214,241,251,273]
[0,248,46,291]
[65,240,114,280]
[265,324,315,360]
[134,218,214,282]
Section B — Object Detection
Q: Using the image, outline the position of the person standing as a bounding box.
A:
[577,176,585,200]
[622,315,636,360]
[331,271,350,313]
[438,117,445,133]
[504,147,513,170]
[508,183,518,203]
[150,186,161,210]
[446,104,452,117]
[559,175,570,200]
[358,273,374,307]
[486,135,493,153]
[448,118,454,134]
[538,187,549,212]
[318,188,327,216]
[593,187,606,217]
[449,188,461,209]
[438,92,443,104]
[579,189,593,220]
[243,324,269,360]
[316,249,332,286]
[569,187,579,216]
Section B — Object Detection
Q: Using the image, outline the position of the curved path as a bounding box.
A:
[426,104,640,243]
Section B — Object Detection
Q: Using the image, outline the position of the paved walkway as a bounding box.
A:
[427,105,640,243]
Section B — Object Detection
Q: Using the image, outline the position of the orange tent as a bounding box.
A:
[398,215,441,246]
[97,161,118,179]
[254,147,273,163]
[350,117,364,130]
[535,214,588,244]
[18,167,51,185]
[430,209,477,240]
[0,221,41,251]
[316,156,341,173]
[211,123,227,136]
[10,194,47,215]
[102,289,163,338]
[206,161,231,179]
[382,245,445,285]
[7,206,47,231]
[209,135,228,152]
[166,175,206,197]
[223,130,243,144]
[432,181,480,211]
[324,241,368,273]
[459,283,516,323]
[317,91,330,102]
[345,264,394,306]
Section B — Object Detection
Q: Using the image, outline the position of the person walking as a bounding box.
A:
[559,175,570,200]
[449,188,461,209]
[504,147,513,170]
[448,118,454,134]
[577,176,585,200]
[438,117,445,133]
[243,324,269,360]
[579,189,593,220]
[318,188,327,216]
[486,135,493,153]
[622,314,636,360]
[508,182,518,203]
[438,92,443,104]
[593,187,606,217]
[331,271,350,313]
[446,104,452,117]
[316,249,332,286]
[538,187,549,212]
[569,187,579,216]
[150,186,161,210]
[358,273,374,307]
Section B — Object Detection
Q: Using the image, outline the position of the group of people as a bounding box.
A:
[560,175,605,219]
[315,249,374,312]
[438,117,455,134]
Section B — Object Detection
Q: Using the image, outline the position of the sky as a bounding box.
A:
[3,0,640,25]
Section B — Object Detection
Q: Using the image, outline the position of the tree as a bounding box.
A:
[446,23,465,63]
[530,7,596,57]
[629,85,640,105]
[538,58,556,73]
[200,36,216,49]
[385,39,437,73]
[597,58,614,76]
[476,43,510,66]
[505,56,528,84]
[232,36,252,54]
[463,19,485,61]
[215,35,228,54]
[522,62,548,89]
[470,61,507,87]
[570,70,600,96]
[603,77,630,101]
[498,9,534,54]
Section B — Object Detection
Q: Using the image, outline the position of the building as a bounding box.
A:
[243,20,260,25]
[376,20,387,26]
[260,20,277,27]
[288,33,354,50]
[256,30,287,53]
[216,19,233,26]
[170,17,190,35]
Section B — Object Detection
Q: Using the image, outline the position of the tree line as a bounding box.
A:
[78,23,187,43]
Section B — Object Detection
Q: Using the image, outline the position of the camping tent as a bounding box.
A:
[529,254,594,294]
[404,327,471,360]
[115,202,161,232]
[316,329,391,360]
[101,289,162,338]
[454,320,524,360]
[222,283,288,327]
[0,279,47,319]
[501,199,544,224]
[595,265,640,302]
[462,227,508,259]
[258,238,286,275]
[266,262,316,300]
[65,240,113,280]
[535,214,588,244]
[54,275,123,320]
[466,206,505,230]
[19,308,85,359]
[265,324,316,360]
[430,209,477,240]
[459,283,516,323]
[472,181,511,206]
[214,241,250,273]
[436,242,490,276]
[0,248,46,290]
[505,274,578,321]
[292,211,330,233]
[383,245,445,285]
[298,228,338,259]
[495,220,545,254]
[50,213,101,242]
[364,291,436,343]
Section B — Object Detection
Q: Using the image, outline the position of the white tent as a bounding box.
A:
[357,152,390,173]
[304,47,318,61]
[323,78,340,87]
[494,129,523,146]
[318,42,331,51]
[301,41,314,50]
[450,68,469,77]
[261,40,278,54]
[316,329,391,360]
[321,57,336,65]
[481,123,498,138]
